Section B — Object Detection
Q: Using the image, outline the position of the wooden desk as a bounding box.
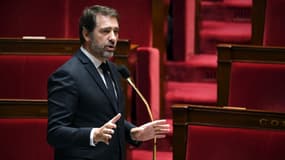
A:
[172,104,285,160]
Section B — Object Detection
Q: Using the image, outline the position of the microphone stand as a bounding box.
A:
[126,78,157,160]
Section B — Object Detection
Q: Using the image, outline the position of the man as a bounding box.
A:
[47,5,170,160]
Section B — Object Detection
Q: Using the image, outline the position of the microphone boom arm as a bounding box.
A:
[126,77,154,121]
[117,65,157,160]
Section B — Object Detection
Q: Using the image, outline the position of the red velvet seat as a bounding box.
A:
[0,41,161,160]
[0,0,153,48]
[0,118,53,160]
[165,82,217,118]
[1,0,164,158]
[229,62,285,112]
[216,0,285,111]
[0,0,164,159]
[127,41,169,155]
[0,54,69,160]
[172,105,285,160]
[165,0,252,123]
[186,125,285,160]
[171,44,285,160]
[0,55,71,99]
[217,44,285,113]
[0,0,66,38]
[128,149,172,160]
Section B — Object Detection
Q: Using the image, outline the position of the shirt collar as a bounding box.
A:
[80,46,102,69]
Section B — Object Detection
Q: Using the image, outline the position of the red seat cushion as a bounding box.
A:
[0,0,153,47]
[186,125,285,160]
[0,0,66,37]
[165,82,217,118]
[229,62,285,112]
[0,118,53,160]
[127,148,172,160]
[0,55,70,99]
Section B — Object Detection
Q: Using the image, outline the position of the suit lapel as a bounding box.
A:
[75,51,119,113]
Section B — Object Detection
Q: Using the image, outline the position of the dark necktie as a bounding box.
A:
[100,63,117,101]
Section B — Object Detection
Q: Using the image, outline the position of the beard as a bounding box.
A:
[103,51,114,59]
[90,40,114,60]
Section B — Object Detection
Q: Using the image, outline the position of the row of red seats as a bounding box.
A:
[0,39,161,160]
[0,118,53,160]
[0,42,71,160]
[0,0,153,47]
[171,44,285,160]
[169,1,285,160]
[0,0,165,159]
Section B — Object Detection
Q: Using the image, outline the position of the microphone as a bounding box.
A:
[117,65,154,121]
[117,65,157,160]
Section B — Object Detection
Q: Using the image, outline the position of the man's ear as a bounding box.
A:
[82,27,91,42]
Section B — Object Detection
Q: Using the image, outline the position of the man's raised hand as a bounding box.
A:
[93,113,121,145]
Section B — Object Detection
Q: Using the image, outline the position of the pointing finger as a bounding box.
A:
[109,113,121,124]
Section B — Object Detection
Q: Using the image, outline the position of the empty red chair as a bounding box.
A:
[0,55,70,99]
[0,118,54,160]
[229,62,285,112]
[217,44,285,113]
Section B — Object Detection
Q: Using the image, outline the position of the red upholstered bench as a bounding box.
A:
[185,125,285,160]
[0,118,53,160]
[228,62,285,112]
[0,48,164,159]
[0,55,71,99]
[165,81,217,118]
[0,54,70,160]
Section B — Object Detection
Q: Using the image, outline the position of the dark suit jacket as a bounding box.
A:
[47,50,139,160]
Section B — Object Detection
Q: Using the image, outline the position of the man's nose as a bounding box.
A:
[109,31,117,42]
